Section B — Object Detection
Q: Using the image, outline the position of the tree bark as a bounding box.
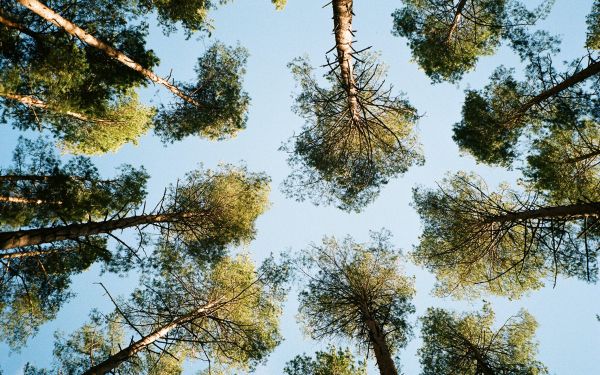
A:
[0,91,117,124]
[332,0,360,119]
[446,0,468,43]
[487,202,600,223]
[512,60,600,123]
[364,318,398,375]
[0,10,42,40]
[15,0,202,108]
[82,301,218,375]
[0,213,185,250]
[564,148,600,164]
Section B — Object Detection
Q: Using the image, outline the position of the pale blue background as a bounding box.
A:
[1,1,599,373]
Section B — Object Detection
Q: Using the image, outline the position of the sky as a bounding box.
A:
[1,0,599,374]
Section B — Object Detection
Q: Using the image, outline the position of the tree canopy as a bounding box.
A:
[392,0,552,83]
[284,347,367,375]
[297,232,415,374]
[413,172,599,298]
[419,304,547,375]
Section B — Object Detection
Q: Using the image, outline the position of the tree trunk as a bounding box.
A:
[487,202,600,223]
[0,91,117,124]
[364,318,398,375]
[513,60,600,122]
[446,0,468,43]
[15,0,202,108]
[0,213,184,250]
[332,0,360,119]
[0,195,61,205]
[0,247,68,259]
[0,10,42,40]
[564,148,600,164]
[82,301,218,375]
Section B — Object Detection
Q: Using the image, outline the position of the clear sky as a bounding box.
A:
[1,0,599,374]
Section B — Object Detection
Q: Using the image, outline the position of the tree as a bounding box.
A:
[3,0,253,152]
[284,347,367,375]
[282,0,423,211]
[0,164,270,253]
[392,0,552,83]
[40,252,289,374]
[0,137,148,228]
[296,232,415,375]
[412,172,599,298]
[453,38,599,165]
[419,304,547,375]
[0,1,158,154]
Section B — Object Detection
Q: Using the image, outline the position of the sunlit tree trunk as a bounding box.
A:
[82,301,218,375]
[447,0,468,43]
[0,212,186,250]
[486,202,600,223]
[332,0,360,119]
[364,318,398,375]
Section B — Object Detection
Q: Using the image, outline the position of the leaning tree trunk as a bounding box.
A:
[0,212,185,250]
[487,202,600,223]
[332,0,360,119]
[82,301,219,375]
[510,60,600,123]
[15,0,203,108]
[0,195,61,205]
[0,92,116,124]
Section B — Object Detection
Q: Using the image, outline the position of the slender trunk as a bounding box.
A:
[511,60,600,124]
[0,11,42,40]
[446,0,468,43]
[0,91,117,124]
[564,148,600,164]
[487,202,600,223]
[332,0,360,119]
[82,301,217,375]
[0,213,184,250]
[16,0,202,108]
[0,195,61,204]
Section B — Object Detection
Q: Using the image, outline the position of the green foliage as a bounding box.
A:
[0,238,111,349]
[412,172,598,299]
[586,0,600,49]
[284,347,367,375]
[392,0,552,83]
[453,67,531,165]
[283,56,423,211]
[0,0,158,154]
[525,118,600,203]
[0,137,149,228]
[297,231,415,355]
[154,43,250,142]
[40,253,289,373]
[165,164,270,250]
[419,305,547,375]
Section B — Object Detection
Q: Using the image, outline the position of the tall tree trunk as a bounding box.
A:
[332,0,360,119]
[0,212,185,250]
[446,0,468,43]
[82,301,218,375]
[511,60,600,123]
[15,0,203,108]
[0,91,117,124]
[487,202,600,223]
[364,318,398,375]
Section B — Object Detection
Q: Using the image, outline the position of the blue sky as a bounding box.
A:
[1,0,599,373]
